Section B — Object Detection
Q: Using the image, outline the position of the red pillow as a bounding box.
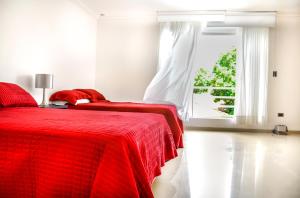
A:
[0,82,38,107]
[49,90,91,105]
[74,89,106,102]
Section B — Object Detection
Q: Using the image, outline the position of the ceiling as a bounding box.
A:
[80,0,300,16]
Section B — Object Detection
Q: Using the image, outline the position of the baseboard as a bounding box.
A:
[289,131,300,134]
[185,126,270,132]
[185,126,300,133]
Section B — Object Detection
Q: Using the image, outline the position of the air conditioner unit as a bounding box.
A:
[201,27,237,35]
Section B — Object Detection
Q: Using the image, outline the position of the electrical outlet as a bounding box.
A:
[273,71,277,77]
[278,113,284,117]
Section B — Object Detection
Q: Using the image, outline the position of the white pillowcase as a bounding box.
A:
[51,99,90,106]
[75,99,90,105]
[50,100,68,106]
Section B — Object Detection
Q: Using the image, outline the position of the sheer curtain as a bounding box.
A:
[143,22,201,121]
[235,27,269,126]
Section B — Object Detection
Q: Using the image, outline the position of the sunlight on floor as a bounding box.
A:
[152,131,300,198]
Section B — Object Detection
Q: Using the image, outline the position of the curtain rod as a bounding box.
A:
[157,10,277,16]
[157,11,277,27]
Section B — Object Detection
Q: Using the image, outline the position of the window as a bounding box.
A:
[190,29,240,119]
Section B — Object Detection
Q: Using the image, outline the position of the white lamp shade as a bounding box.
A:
[35,74,53,89]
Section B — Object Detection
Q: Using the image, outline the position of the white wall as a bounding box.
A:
[3,1,297,131]
[268,14,300,130]
[95,16,159,101]
[0,0,97,103]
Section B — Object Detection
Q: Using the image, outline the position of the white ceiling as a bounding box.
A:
[80,0,300,16]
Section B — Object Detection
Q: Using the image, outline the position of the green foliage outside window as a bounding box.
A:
[193,68,211,94]
[193,48,237,115]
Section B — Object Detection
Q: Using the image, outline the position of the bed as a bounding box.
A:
[0,83,178,198]
[50,89,184,148]
[69,101,184,148]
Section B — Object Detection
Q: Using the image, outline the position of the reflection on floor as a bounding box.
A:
[152,131,300,198]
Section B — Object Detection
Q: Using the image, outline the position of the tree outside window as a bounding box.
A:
[193,48,237,116]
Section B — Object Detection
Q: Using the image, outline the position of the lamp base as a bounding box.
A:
[39,88,48,107]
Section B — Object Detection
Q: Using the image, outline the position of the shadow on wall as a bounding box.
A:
[16,75,34,92]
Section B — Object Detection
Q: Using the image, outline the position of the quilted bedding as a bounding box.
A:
[69,101,184,148]
[0,107,177,198]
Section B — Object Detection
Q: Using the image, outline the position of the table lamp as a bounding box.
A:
[35,74,53,107]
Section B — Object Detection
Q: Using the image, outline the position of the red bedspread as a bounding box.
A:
[69,101,184,148]
[0,107,177,198]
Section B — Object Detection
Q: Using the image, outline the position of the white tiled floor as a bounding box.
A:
[152,131,300,198]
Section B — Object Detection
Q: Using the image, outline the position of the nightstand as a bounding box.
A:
[39,104,68,109]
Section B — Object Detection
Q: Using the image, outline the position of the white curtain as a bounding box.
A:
[235,27,269,126]
[143,22,201,121]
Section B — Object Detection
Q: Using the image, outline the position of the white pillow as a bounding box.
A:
[75,99,90,105]
[51,99,90,106]
[50,100,68,106]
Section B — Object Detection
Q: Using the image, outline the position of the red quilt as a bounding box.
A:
[0,107,177,198]
[69,101,184,148]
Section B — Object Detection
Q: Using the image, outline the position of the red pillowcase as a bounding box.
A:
[0,82,38,107]
[49,90,91,105]
[74,89,106,102]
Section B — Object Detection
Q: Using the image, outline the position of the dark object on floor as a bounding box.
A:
[272,124,288,135]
